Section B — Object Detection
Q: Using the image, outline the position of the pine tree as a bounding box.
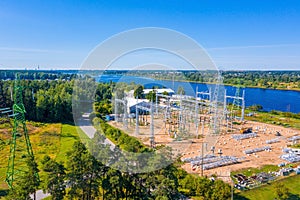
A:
[42,155,66,200]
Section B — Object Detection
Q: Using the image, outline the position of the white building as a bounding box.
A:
[127,88,174,98]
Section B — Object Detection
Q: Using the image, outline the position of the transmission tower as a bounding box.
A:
[6,75,39,188]
[231,87,241,115]
[210,74,224,134]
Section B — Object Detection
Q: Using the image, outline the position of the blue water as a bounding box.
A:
[97,75,300,113]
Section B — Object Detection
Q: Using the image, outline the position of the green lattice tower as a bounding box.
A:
[5,75,39,188]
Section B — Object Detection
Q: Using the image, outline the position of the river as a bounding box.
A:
[97,75,300,113]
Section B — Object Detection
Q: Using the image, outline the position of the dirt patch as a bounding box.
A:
[110,118,300,181]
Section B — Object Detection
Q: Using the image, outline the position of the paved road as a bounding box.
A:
[30,190,50,200]
[77,113,115,149]
[31,113,115,200]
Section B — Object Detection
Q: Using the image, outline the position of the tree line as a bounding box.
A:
[0,70,77,81]
[125,70,300,90]
[0,76,146,123]
[7,133,231,200]
[0,79,73,123]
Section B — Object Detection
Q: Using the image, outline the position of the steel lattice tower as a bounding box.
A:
[6,75,39,188]
[230,80,244,120]
[232,87,241,111]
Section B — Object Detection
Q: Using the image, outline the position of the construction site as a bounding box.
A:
[109,85,300,180]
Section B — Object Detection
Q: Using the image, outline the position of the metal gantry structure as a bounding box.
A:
[224,87,246,132]
[155,88,212,139]
[114,97,128,129]
[196,89,212,114]
[5,75,39,189]
[156,93,175,136]
[135,103,155,148]
[113,84,246,149]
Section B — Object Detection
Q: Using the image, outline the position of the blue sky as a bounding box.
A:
[0,0,300,70]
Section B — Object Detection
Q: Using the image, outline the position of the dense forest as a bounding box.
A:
[0,72,147,123]
[0,79,74,123]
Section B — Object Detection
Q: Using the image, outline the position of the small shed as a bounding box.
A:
[279,169,289,176]
[105,114,115,121]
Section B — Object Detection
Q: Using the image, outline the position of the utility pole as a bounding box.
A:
[136,103,155,148]
[150,102,155,148]
[115,98,128,129]
[201,121,205,176]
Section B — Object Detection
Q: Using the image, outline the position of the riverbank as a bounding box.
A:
[98,74,300,113]
[149,77,300,92]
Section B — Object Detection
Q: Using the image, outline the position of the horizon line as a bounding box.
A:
[1,68,300,72]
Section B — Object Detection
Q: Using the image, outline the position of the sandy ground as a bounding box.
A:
[109,115,300,180]
[182,121,300,178]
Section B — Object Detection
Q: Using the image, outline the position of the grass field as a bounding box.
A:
[55,124,89,163]
[292,144,300,149]
[0,121,87,194]
[236,174,300,200]
[231,165,280,178]
[245,110,300,130]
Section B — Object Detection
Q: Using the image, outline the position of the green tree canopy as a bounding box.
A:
[42,156,66,200]
[134,85,144,99]
[274,182,289,200]
[248,104,263,111]
[146,90,156,102]
[177,86,185,95]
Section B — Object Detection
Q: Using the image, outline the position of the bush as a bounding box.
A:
[92,117,145,153]
[270,110,279,115]
[248,104,263,111]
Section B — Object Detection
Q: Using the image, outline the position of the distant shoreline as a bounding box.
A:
[147,77,300,92]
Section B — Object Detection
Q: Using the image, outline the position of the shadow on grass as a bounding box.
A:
[61,121,75,126]
[60,132,78,138]
[233,193,250,200]
[287,193,300,200]
[0,189,8,197]
[233,193,300,200]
